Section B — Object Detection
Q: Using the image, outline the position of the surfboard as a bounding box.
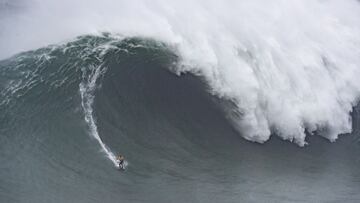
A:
[117,160,128,171]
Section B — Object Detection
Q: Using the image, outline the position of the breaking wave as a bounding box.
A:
[1,34,360,202]
[1,0,360,147]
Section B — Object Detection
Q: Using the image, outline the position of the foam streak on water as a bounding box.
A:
[79,64,118,166]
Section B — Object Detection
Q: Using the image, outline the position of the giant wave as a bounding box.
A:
[1,1,360,202]
[1,0,360,146]
[1,33,360,202]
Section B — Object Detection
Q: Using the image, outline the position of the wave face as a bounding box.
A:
[2,0,360,145]
[1,35,360,202]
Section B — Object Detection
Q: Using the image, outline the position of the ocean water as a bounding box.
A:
[1,1,360,202]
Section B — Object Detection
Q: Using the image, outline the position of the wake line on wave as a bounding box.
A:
[79,64,118,167]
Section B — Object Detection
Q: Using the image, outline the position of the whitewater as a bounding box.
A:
[1,0,360,146]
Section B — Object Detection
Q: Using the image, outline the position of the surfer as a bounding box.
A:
[116,155,125,169]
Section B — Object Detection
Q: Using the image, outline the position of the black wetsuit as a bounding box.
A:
[119,159,124,168]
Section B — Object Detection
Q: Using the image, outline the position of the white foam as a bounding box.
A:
[79,64,118,166]
[2,0,360,145]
